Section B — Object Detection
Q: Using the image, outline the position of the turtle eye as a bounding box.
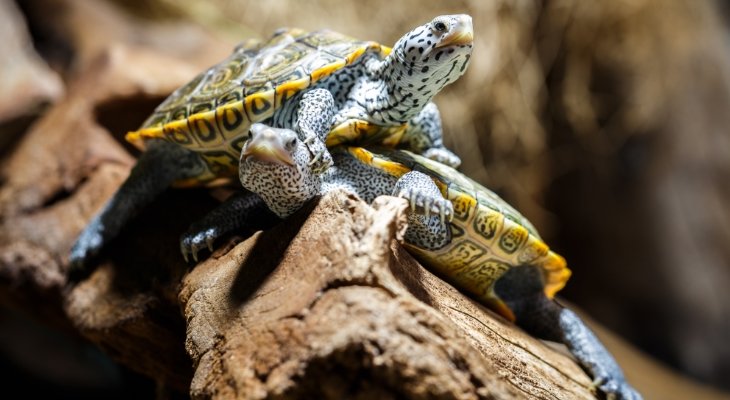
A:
[433,20,448,33]
[247,130,253,139]
[286,137,297,150]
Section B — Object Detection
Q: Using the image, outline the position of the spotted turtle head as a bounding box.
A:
[391,14,473,95]
[240,123,320,218]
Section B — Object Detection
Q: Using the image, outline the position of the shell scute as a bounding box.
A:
[126,28,384,185]
[162,120,193,146]
[472,206,503,242]
[352,147,570,320]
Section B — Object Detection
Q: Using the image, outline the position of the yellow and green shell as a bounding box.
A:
[126,28,394,186]
[342,147,570,321]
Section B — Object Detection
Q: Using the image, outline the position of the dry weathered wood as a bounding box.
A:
[0,0,232,388]
[0,43,205,391]
[179,190,596,399]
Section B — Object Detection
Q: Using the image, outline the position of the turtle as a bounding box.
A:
[230,123,642,400]
[70,14,474,268]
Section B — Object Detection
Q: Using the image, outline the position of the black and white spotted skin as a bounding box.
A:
[365,14,473,124]
[329,15,473,167]
[240,125,454,252]
[292,89,336,172]
[237,128,641,400]
[269,14,474,170]
[240,124,321,218]
[329,156,454,251]
[239,125,446,250]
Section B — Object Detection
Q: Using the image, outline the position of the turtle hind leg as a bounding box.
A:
[296,88,336,173]
[69,139,203,276]
[402,102,462,169]
[494,265,642,400]
[392,170,453,250]
[179,190,279,262]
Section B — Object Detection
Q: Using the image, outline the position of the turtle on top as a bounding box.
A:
[70,14,473,267]
[235,123,642,400]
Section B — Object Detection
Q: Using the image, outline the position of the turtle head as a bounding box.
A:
[240,123,321,218]
[390,14,473,95]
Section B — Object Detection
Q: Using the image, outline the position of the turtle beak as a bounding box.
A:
[242,128,296,167]
[435,15,473,49]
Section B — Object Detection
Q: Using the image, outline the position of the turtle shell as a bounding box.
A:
[341,146,570,321]
[126,28,390,186]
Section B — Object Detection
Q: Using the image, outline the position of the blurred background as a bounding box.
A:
[1,0,729,397]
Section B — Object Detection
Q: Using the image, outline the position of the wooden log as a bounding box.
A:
[179,191,596,399]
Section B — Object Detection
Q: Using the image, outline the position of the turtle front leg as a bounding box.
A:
[392,171,453,250]
[494,265,642,400]
[296,88,336,173]
[180,190,279,262]
[402,102,462,169]
[70,139,203,274]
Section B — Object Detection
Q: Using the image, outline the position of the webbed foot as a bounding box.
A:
[180,227,220,263]
[422,147,461,169]
[393,171,453,224]
[179,191,277,263]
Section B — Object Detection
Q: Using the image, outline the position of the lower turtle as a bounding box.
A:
[70,14,473,269]
[226,123,642,400]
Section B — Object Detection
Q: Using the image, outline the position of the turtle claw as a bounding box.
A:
[429,197,453,226]
[302,135,333,174]
[439,204,453,225]
[396,185,453,226]
[308,151,322,167]
[393,171,453,226]
[180,227,221,264]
